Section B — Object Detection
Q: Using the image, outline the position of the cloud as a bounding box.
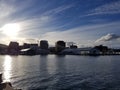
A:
[0,0,119,48]
[40,21,120,46]
[0,0,17,26]
[24,38,39,43]
[0,0,74,38]
[0,1,15,17]
[95,33,120,43]
[43,4,74,16]
[87,1,120,16]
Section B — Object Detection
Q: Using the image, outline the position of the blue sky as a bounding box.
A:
[0,0,120,47]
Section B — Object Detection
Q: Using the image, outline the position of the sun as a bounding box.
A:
[1,23,20,37]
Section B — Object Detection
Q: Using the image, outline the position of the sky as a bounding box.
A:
[0,0,120,48]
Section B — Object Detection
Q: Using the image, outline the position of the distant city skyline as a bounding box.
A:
[0,0,120,47]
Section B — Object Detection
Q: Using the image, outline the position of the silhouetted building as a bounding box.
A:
[70,45,78,49]
[0,44,8,54]
[40,40,48,50]
[22,43,38,49]
[55,41,66,53]
[8,41,19,55]
[20,48,37,55]
[49,47,56,54]
[23,43,31,49]
[30,44,38,49]
[112,49,120,54]
[20,43,39,55]
[94,45,108,54]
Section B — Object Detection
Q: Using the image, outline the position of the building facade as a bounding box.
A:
[8,41,19,55]
[40,40,49,50]
[55,41,66,53]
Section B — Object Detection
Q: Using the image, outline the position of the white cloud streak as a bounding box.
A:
[0,0,74,44]
[0,0,120,48]
[87,1,120,16]
[40,21,120,47]
[95,33,120,43]
[43,4,74,16]
[0,1,14,17]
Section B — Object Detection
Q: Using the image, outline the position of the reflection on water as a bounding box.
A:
[3,55,12,82]
[0,55,120,89]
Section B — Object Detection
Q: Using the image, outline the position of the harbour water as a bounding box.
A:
[0,55,120,90]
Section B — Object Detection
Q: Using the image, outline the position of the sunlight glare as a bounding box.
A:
[1,23,20,37]
[3,55,12,82]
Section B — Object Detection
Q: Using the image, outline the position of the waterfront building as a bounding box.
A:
[94,45,108,54]
[23,43,31,49]
[30,44,38,49]
[70,45,78,49]
[60,47,100,55]
[0,44,7,54]
[49,47,56,54]
[40,40,49,50]
[55,41,66,53]
[8,41,19,55]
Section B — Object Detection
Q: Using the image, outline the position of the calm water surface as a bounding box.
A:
[0,55,120,90]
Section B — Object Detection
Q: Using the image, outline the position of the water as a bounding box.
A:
[0,55,120,90]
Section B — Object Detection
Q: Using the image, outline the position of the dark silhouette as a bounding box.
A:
[0,40,119,55]
[55,41,66,54]
[8,41,19,55]
[94,45,108,55]
[40,40,49,50]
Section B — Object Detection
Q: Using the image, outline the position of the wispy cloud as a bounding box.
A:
[0,0,120,48]
[43,4,74,16]
[0,1,14,17]
[0,0,74,37]
[0,0,56,38]
[40,21,120,46]
[86,1,120,16]
[95,33,120,43]
[0,0,16,26]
